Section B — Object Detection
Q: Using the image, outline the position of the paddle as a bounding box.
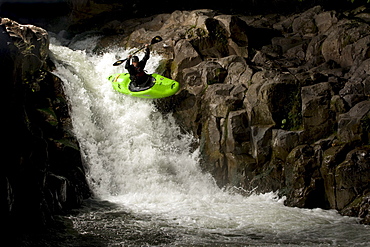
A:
[113,36,163,66]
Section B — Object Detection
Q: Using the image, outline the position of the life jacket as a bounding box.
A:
[134,65,146,78]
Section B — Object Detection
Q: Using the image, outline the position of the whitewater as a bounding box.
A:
[50,36,369,246]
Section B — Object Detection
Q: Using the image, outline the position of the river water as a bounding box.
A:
[50,36,369,246]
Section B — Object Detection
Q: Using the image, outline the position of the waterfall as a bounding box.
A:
[50,36,369,246]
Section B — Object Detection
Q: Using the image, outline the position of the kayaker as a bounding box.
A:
[125,44,150,87]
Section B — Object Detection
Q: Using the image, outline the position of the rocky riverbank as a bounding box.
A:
[1,17,90,236]
[95,5,370,224]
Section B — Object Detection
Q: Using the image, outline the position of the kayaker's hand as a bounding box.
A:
[128,55,132,59]
[145,44,149,47]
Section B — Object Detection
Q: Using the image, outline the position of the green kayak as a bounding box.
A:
[108,73,180,99]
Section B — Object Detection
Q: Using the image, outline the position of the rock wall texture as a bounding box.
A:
[1,17,90,233]
[97,6,370,224]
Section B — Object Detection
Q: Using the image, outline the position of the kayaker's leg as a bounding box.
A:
[131,78,138,87]
[138,75,151,87]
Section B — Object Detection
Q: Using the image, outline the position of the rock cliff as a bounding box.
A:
[1,17,90,234]
[97,6,370,224]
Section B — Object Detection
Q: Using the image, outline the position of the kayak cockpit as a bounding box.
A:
[128,75,156,92]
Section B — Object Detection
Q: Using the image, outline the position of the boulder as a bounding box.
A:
[336,148,370,210]
[225,109,250,154]
[314,10,338,34]
[171,90,202,136]
[225,153,256,189]
[214,15,249,57]
[272,129,303,161]
[341,192,370,225]
[219,55,253,85]
[341,58,370,107]
[250,125,274,165]
[182,61,226,95]
[284,145,327,208]
[305,34,326,66]
[291,6,321,36]
[244,82,275,126]
[330,95,349,117]
[204,83,239,117]
[1,18,49,74]
[271,35,303,54]
[340,79,366,107]
[284,41,308,62]
[321,19,370,69]
[338,100,370,144]
[320,144,349,209]
[172,39,202,80]
[301,82,335,142]
[46,174,67,212]
[189,18,229,58]
[200,115,225,184]
[245,71,299,129]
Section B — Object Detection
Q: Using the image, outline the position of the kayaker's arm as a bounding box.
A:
[125,55,132,70]
[141,44,150,63]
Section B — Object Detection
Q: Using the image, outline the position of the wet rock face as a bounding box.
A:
[107,6,370,223]
[1,18,90,230]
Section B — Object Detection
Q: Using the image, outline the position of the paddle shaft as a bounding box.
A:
[114,46,146,65]
[113,36,162,66]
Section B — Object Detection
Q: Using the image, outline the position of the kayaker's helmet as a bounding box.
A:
[132,56,139,63]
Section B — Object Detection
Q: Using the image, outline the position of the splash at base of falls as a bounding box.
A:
[50,36,370,246]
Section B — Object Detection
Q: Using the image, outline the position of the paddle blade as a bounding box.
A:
[151,36,162,45]
[113,59,126,66]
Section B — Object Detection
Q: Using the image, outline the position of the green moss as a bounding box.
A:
[155,59,173,78]
[280,86,302,131]
[55,138,79,151]
[287,108,302,131]
[185,26,207,39]
[14,39,35,56]
[37,107,58,126]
